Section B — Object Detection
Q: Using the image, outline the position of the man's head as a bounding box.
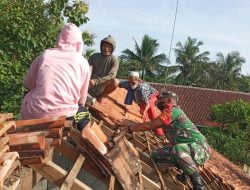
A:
[100,35,116,56]
[128,71,140,89]
[156,91,178,110]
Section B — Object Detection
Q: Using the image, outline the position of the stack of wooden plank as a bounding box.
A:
[8,116,68,165]
[0,113,20,189]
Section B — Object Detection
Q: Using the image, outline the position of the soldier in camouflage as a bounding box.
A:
[126,91,210,190]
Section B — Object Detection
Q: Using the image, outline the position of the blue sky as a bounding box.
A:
[84,0,250,75]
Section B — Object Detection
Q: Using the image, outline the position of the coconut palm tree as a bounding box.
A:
[120,35,169,80]
[174,37,210,86]
[212,51,245,90]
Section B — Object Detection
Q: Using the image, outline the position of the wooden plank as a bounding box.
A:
[18,149,47,158]
[0,121,16,137]
[108,175,115,190]
[20,156,47,165]
[0,136,9,150]
[14,116,66,131]
[60,154,85,190]
[9,134,45,151]
[141,174,161,190]
[0,145,9,158]
[0,113,13,124]
[32,161,92,190]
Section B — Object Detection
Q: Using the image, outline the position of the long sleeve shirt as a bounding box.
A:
[89,53,119,85]
[21,24,90,119]
[119,80,157,105]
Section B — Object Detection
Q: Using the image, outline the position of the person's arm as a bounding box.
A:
[130,104,173,132]
[94,57,119,85]
[142,103,150,119]
[23,55,42,90]
[129,117,164,132]
[79,66,91,105]
[118,80,130,89]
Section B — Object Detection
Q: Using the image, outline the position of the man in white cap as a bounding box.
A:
[118,71,164,136]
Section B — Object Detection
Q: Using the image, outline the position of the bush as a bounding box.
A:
[200,100,250,165]
[0,0,91,116]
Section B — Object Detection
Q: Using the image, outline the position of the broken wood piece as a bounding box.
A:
[0,113,13,124]
[0,152,19,189]
[9,134,45,151]
[14,116,66,131]
[0,136,9,150]
[0,145,9,158]
[17,149,47,158]
[0,121,16,137]
[20,156,47,165]
[60,154,85,190]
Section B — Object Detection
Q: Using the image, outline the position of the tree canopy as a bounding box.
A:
[119,35,169,80]
[0,0,92,115]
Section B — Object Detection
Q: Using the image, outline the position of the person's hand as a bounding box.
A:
[89,80,95,87]
[117,119,137,133]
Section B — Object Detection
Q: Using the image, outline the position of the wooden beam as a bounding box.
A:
[108,175,115,190]
[0,145,9,158]
[141,174,161,190]
[14,116,66,132]
[32,161,92,190]
[0,136,9,150]
[55,140,109,184]
[9,134,45,151]
[145,132,168,190]
[60,154,85,190]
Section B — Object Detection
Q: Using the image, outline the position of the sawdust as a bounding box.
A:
[4,166,32,187]
[97,88,250,190]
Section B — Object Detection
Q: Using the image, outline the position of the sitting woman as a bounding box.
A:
[118,71,164,136]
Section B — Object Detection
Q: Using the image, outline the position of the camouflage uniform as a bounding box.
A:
[151,104,211,175]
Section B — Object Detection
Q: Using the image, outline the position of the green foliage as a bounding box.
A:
[174,36,210,86]
[200,100,250,165]
[0,0,91,116]
[119,35,169,80]
[210,99,250,124]
[207,52,246,90]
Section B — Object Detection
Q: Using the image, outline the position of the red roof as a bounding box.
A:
[150,83,250,126]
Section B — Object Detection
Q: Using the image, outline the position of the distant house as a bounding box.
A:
[150,83,250,126]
